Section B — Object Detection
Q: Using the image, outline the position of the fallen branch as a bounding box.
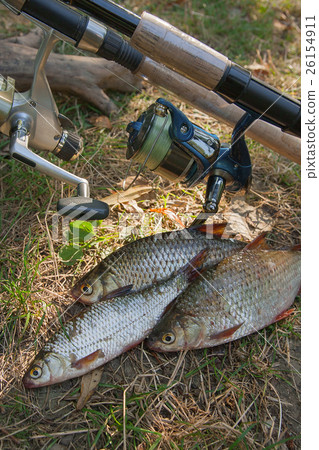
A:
[1,31,142,114]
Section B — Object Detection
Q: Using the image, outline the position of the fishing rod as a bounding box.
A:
[0,0,301,220]
[5,0,301,161]
[63,0,301,137]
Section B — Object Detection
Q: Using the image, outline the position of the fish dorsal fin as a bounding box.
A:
[243,232,269,250]
[102,284,134,300]
[194,222,228,238]
[180,248,208,283]
[71,349,104,369]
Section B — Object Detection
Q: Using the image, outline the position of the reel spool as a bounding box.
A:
[126,98,220,187]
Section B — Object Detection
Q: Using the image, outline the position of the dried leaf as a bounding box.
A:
[101,185,153,206]
[149,208,184,228]
[273,19,289,32]
[224,212,253,241]
[123,200,144,213]
[245,62,270,77]
[88,115,112,129]
[245,49,277,77]
[116,175,150,188]
[228,199,255,216]
[76,367,104,410]
[247,209,273,233]
[223,198,255,241]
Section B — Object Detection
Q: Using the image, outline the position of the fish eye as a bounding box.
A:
[80,283,93,295]
[162,332,175,344]
[30,365,42,379]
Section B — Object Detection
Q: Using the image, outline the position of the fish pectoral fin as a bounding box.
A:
[243,232,269,250]
[194,222,227,238]
[210,323,243,340]
[71,349,104,369]
[272,308,295,324]
[102,284,134,300]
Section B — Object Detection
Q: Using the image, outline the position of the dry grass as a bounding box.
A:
[0,0,300,448]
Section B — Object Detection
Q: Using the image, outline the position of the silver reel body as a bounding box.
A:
[0,9,109,219]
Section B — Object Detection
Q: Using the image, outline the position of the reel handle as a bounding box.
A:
[9,125,109,220]
[57,197,109,220]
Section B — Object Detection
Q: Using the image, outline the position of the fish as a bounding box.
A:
[23,252,205,388]
[146,245,301,352]
[70,223,247,305]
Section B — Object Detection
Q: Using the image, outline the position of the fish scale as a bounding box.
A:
[71,224,246,304]
[23,263,197,388]
[146,249,301,352]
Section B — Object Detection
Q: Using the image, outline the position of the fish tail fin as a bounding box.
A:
[243,232,269,250]
[180,248,208,283]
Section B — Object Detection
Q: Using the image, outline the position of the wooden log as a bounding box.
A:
[0,31,300,163]
[0,34,142,114]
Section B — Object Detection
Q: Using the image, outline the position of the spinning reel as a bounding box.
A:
[0,4,110,220]
[0,0,300,223]
[127,98,255,221]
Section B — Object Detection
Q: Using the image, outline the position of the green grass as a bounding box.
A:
[0,0,301,448]
[125,0,300,64]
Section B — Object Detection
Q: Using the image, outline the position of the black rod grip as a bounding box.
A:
[22,0,88,42]
[97,29,143,71]
[69,0,140,36]
[216,63,301,137]
[22,0,142,71]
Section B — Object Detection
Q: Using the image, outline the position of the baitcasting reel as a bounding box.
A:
[127,98,255,221]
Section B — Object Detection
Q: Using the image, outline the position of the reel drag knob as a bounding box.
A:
[54,130,83,161]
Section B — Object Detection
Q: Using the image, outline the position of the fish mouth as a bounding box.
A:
[22,373,48,389]
[70,286,80,299]
[76,295,93,305]
[70,286,87,303]
[22,373,35,389]
[22,375,56,389]
[145,338,167,353]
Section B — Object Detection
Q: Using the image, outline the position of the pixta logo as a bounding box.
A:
[52,202,100,244]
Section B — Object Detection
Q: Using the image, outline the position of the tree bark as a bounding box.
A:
[1,31,142,114]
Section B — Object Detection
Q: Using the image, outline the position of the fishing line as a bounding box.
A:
[189,76,301,192]
[188,75,301,227]
[122,114,169,191]
[0,72,133,222]
[0,16,300,394]
[175,245,301,377]
[0,245,128,398]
